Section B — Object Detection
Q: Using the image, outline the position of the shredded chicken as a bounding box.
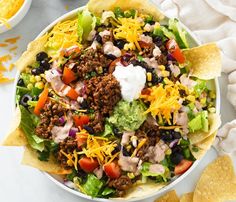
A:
[118,153,139,173]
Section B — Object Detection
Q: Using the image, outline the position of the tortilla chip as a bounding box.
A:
[195,132,217,150]
[180,192,193,202]
[183,43,221,80]
[22,146,71,175]
[124,182,166,199]
[155,190,179,202]
[193,155,236,202]
[87,0,164,21]
[188,113,221,145]
[15,34,48,72]
[1,106,27,146]
[190,146,206,160]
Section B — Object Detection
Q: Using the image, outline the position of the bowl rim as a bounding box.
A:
[0,0,32,32]
[12,6,221,202]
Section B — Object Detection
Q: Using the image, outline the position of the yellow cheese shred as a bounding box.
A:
[78,135,117,165]
[141,82,181,125]
[45,19,81,57]
[113,15,144,52]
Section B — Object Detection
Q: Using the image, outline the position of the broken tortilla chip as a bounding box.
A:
[87,0,164,21]
[15,34,48,72]
[2,106,27,146]
[22,146,71,175]
[180,192,193,202]
[188,113,221,145]
[183,43,221,80]
[155,190,179,202]
[193,155,236,202]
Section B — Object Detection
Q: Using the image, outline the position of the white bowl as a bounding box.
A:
[0,0,32,34]
[13,6,221,202]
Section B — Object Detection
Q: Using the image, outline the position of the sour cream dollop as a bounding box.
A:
[113,64,146,102]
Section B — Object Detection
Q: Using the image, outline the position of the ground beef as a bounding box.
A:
[109,175,133,196]
[77,48,111,79]
[88,112,105,133]
[35,101,67,139]
[140,44,155,58]
[85,74,121,133]
[156,54,168,65]
[86,74,121,116]
[55,137,77,169]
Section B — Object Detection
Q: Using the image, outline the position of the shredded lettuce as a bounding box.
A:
[21,73,31,86]
[19,105,45,151]
[100,187,115,197]
[78,9,97,42]
[101,122,114,137]
[141,162,169,182]
[82,174,104,197]
[168,18,189,49]
[194,79,207,97]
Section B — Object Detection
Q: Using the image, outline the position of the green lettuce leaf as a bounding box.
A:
[168,18,189,49]
[82,174,104,197]
[19,105,45,152]
[78,9,97,42]
[194,79,207,97]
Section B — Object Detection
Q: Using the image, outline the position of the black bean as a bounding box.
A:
[122,147,131,156]
[20,94,32,107]
[17,78,24,86]
[83,125,94,134]
[160,132,173,142]
[94,34,103,44]
[182,100,189,106]
[153,36,163,47]
[36,52,48,62]
[40,59,50,70]
[106,54,117,60]
[38,66,45,73]
[112,144,121,155]
[80,100,89,109]
[114,40,126,49]
[113,128,122,138]
[172,131,181,139]
[172,145,183,154]
[31,68,41,75]
[170,152,183,165]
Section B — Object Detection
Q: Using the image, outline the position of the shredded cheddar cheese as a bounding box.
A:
[78,134,117,165]
[113,16,144,51]
[141,82,181,124]
[0,54,15,83]
[60,149,78,170]
[131,138,147,157]
[45,19,81,57]
[0,0,24,28]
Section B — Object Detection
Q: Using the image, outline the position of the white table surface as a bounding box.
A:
[0,0,236,201]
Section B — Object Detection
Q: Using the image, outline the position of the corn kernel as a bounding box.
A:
[208,107,216,113]
[161,70,170,77]
[186,95,195,102]
[30,75,36,83]
[159,65,165,71]
[35,81,44,89]
[147,72,152,81]
[127,173,135,179]
[165,149,172,155]
[27,83,33,90]
[209,91,216,99]
[154,22,160,29]
[35,75,41,82]
[164,78,172,84]
[200,97,206,105]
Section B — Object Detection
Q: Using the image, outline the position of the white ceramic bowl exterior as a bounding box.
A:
[0,0,32,34]
[13,6,221,202]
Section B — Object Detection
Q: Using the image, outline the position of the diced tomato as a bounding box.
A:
[139,41,152,49]
[174,159,193,175]
[76,133,88,148]
[64,46,80,58]
[73,115,90,128]
[166,39,185,64]
[141,88,151,96]
[103,162,121,179]
[66,88,79,100]
[62,67,77,84]
[109,57,121,73]
[34,87,49,115]
[79,157,99,173]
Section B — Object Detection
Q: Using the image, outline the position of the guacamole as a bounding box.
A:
[108,100,147,131]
